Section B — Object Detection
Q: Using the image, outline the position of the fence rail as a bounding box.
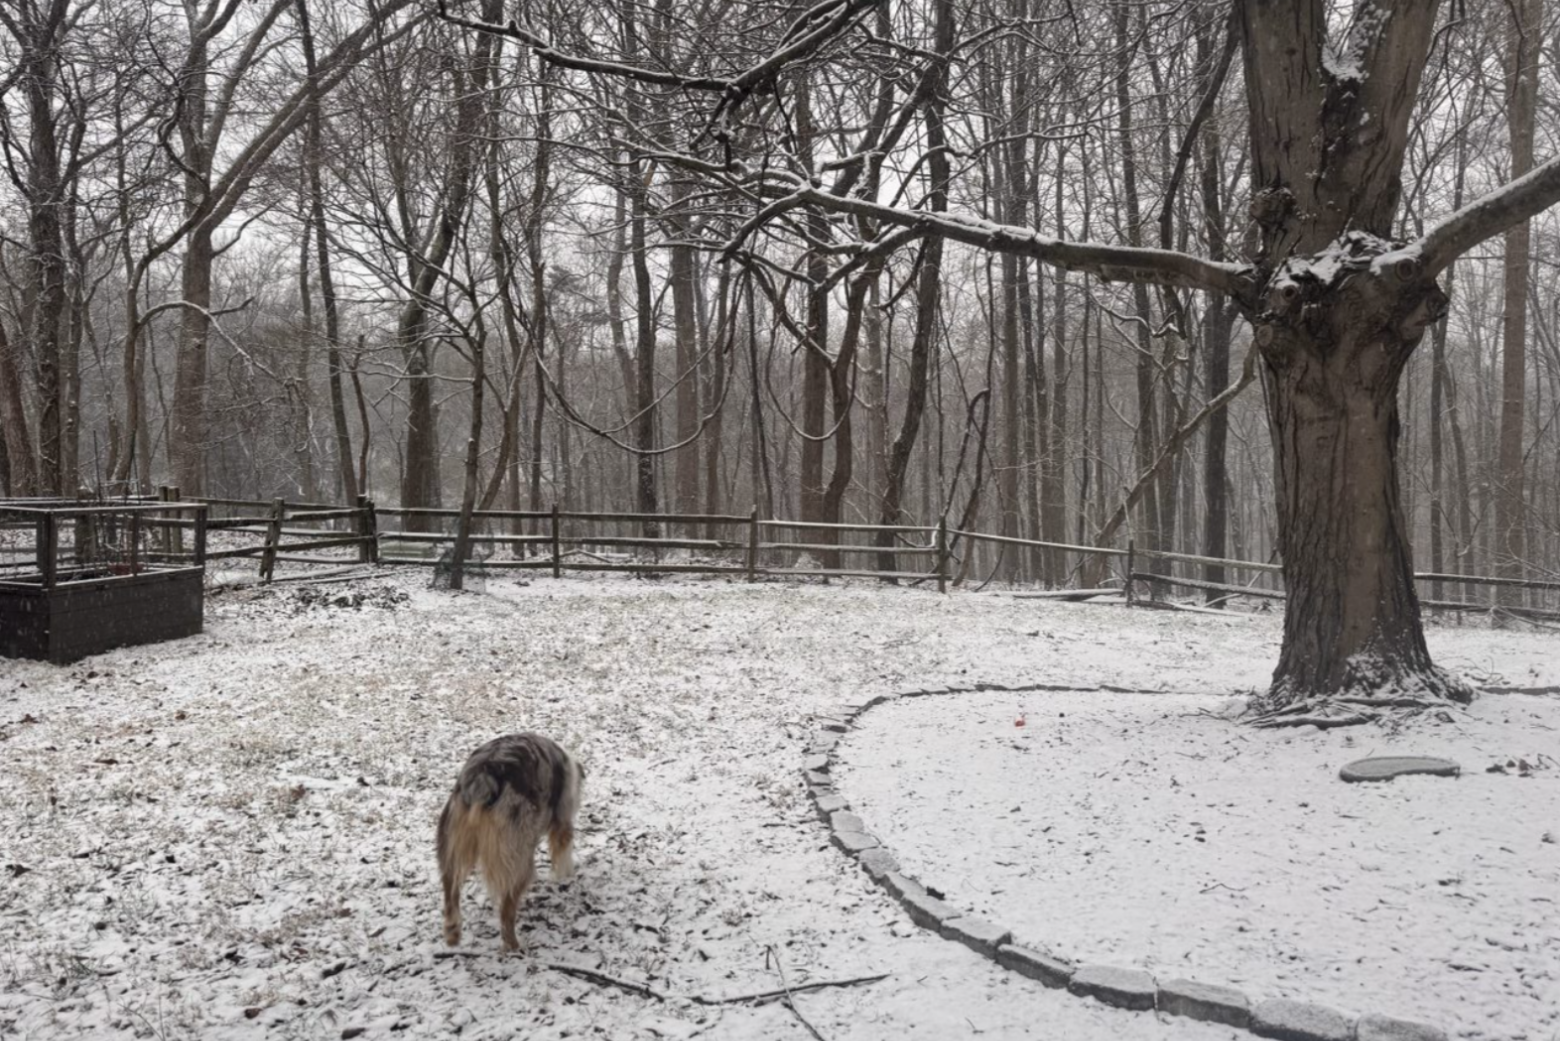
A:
[14,493,1546,614]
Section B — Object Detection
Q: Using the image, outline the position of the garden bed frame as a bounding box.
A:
[0,501,208,664]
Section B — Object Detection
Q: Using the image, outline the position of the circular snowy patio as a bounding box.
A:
[832,687,1560,1041]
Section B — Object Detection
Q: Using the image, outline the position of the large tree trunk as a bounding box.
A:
[19,1,68,496]
[0,319,36,496]
[795,79,831,534]
[171,226,214,495]
[1237,0,1474,713]
[668,189,702,529]
[299,0,357,504]
[1251,243,1473,712]
[399,19,498,526]
[875,0,952,573]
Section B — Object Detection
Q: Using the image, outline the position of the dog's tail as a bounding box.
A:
[456,762,504,809]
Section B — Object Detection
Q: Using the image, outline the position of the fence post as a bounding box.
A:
[193,505,208,567]
[357,494,380,564]
[550,502,561,579]
[170,486,185,559]
[936,518,948,593]
[746,506,760,582]
[1125,538,1136,604]
[155,486,170,558]
[39,513,58,589]
[259,498,286,583]
[129,510,142,575]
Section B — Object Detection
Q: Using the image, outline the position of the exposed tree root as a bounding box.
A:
[1247,708,1377,730]
[1247,660,1479,727]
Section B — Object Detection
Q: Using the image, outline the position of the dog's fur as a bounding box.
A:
[436,733,583,949]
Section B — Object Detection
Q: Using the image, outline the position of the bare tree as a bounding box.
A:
[444,0,1560,716]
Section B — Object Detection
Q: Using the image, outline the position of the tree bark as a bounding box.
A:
[399,14,499,524]
[1495,0,1540,603]
[0,318,36,496]
[298,0,356,503]
[1252,242,1472,709]
[18,0,69,496]
[795,77,831,535]
[877,0,953,572]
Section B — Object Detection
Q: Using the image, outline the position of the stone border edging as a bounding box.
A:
[804,682,1450,1041]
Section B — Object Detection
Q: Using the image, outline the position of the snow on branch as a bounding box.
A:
[1417,155,1560,278]
[436,0,883,126]
[791,188,1252,296]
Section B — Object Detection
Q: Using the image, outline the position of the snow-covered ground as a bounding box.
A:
[838,690,1560,1041]
[0,570,1554,1040]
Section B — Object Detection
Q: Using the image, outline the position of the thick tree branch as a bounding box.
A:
[792,187,1252,296]
[1416,154,1560,278]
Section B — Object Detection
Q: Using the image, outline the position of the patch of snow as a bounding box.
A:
[838,684,1560,1041]
[1,573,1553,1039]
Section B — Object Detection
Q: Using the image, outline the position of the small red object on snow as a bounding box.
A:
[1014,714,1026,728]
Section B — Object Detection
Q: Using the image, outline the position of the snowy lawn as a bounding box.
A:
[838,689,1560,1041]
[0,570,1554,1040]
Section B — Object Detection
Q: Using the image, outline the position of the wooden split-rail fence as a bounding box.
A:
[18,490,1553,620]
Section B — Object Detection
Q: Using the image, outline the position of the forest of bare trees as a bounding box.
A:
[3,0,1559,698]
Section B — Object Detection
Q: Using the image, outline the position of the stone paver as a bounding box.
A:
[995,944,1074,989]
[1068,964,1157,1011]
[1251,998,1353,1041]
[938,916,1012,955]
[1157,978,1251,1027]
[1355,1013,1448,1041]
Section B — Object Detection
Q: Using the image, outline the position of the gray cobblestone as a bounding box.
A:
[829,810,865,834]
[1157,978,1251,1027]
[898,883,959,930]
[995,945,1074,989]
[830,830,880,854]
[1068,964,1157,1011]
[938,916,1012,955]
[854,846,899,879]
[813,793,848,818]
[1355,1014,1448,1041]
[1251,999,1353,1041]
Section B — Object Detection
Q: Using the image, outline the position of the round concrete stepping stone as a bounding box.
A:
[1339,756,1460,783]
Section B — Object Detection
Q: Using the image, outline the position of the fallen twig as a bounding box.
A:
[545,961,888,1009]
[706,972,890,1006]
[1199,882,1248,894]
[547,962,671,1001]
[764,946,828,1041]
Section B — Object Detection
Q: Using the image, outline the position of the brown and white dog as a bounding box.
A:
[436,733,583,950]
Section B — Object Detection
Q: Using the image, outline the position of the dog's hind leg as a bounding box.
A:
[547,822,576,881]
[497,859,537,951]
[437,801,475,946]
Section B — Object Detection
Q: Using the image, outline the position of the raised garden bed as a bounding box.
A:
[0,500,207,664]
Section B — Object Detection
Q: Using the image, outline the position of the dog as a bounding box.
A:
[436,733,583,950]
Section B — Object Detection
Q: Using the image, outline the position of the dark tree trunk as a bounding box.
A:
[1252,245,1472,710]
[669,190,702,529]
[298,0,357,503]
[171,227,214,496]
[20,2,67,497]
[0,319,36,496]
[629,168,661,527]
[795,79,831,534]
[876,0,952,573]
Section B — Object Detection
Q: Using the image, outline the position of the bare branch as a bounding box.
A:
[790,187,1252,295]
[1417,154,1560,278]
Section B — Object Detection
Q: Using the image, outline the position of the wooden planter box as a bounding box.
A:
[0,566,205,664]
